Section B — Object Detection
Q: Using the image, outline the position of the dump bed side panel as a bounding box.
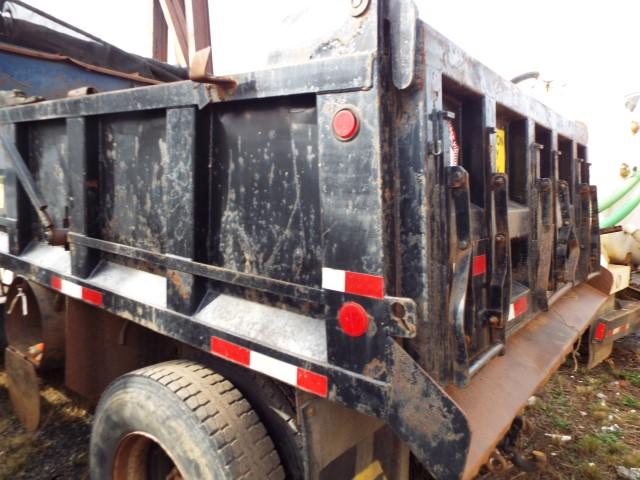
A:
[210,97,321,286]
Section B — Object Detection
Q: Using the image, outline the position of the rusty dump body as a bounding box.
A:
[0,1,613,479]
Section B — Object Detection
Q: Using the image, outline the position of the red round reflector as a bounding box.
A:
[338,302,369,337]
[332,109,359,141]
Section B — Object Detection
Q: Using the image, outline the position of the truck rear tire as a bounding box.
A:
[90,360,285,480]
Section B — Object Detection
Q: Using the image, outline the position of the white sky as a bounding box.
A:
[25,0,640,195]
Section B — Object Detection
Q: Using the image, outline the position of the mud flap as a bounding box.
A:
[386,339,470,480]
[446,283,609,479]
[5,346,41,431]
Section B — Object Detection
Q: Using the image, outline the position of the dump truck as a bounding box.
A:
[0,0,639,479]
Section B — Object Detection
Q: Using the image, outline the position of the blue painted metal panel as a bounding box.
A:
[0,51,148,99]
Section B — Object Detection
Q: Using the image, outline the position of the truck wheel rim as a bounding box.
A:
[113,432,183,480]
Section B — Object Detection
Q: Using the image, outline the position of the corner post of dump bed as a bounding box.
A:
[393,20,433,376]
[421,63,452,382]
[317,79,392,376]
[164,107,205,315]
[67,117,100,278]
[313,0,395,377]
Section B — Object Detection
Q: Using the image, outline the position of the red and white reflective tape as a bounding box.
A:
[322,267,384,299]
[210,336,329,398]
[50,276,103,307]
[508,295,528,321]
[595,322,631,342]
[607,323,630,338]
[447,120,460,166]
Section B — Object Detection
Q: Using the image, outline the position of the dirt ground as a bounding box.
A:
[0,368,91,480]
[0,336,638,480]
[482,334,640,480]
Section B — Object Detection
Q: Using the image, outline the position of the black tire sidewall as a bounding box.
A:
[90,375,227,480]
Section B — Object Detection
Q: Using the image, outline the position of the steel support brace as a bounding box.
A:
[446,166,472,386]
[534,177,553,310]
[487,173,510,344]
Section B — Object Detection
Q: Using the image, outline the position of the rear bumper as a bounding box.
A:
[447,283,609,479]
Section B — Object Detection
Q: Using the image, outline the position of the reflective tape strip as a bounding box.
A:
[0,231,9,253]
[472,254,487,277]
[210,337,250,366]
[50,276,103,306]
[250,351,298,385]
[606,324,630,338]
[594,322,606,341]
[508,295,528,321]
[321,267,346,292]
[322,267,384,299]
[210,336,328,397]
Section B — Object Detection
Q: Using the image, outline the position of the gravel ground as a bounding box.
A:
[0,336,638,480]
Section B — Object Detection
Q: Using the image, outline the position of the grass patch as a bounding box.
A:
[575,431,628,460]
[551,415,572,431]
[596,430,627,454]
[576,435,602,456]
[618,369,640,387]
[622,451,640,468]
[574,462,603,480]
[622,395,640,409]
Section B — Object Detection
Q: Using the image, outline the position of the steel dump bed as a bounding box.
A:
[0,1,603,478]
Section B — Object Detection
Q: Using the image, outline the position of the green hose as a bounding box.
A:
[600,187,640,228]
[599,172,640,212]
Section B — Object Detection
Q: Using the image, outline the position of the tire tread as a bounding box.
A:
[130,360,285,480]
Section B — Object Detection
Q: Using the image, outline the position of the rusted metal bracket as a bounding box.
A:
[188,47,237,88]
[469,238,488,352]
[383,296,417,338]
[428,109,455,157]
[154,0,213,71]
[589,186,600,273]
[386,0,417,90]
[534,177,553,310]
[486,173,510,345]
[446,166,472,386]
[555,180,579,283]
[157,0,189,66]
[0,130,67,246]
[577,182,592,279]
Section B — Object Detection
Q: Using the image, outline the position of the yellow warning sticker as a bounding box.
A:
[496,128,506,173]
[0,176,5,210]
[354,460,386,480]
